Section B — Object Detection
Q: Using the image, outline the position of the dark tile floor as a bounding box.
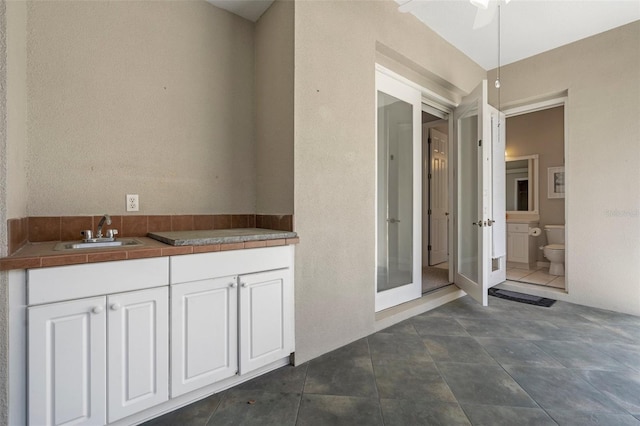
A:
[143,295,640,425]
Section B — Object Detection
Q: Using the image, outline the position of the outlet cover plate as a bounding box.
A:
[126,194,139,212]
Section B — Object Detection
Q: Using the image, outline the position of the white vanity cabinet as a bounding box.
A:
[507,222,538,268]
[26,258,169,426]
[170,246,295,397]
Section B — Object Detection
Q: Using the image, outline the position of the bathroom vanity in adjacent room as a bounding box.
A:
[506,220,540,269]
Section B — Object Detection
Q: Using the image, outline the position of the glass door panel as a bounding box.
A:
[375,70,422,312]
[377,91,413,292]
[454,81,491,306]
[458,113,480,284]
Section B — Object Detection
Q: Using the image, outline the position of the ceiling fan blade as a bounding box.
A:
[470,0,489,9]
[472,0,497,29]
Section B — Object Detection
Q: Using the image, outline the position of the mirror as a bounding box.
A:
[506,154,539,214]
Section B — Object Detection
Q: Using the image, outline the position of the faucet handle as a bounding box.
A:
[106,229,119,239]
[81,230,93,241]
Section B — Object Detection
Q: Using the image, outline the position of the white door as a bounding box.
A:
[454,81,506,305]
[107,287,169,423]
[171,276,238,397]
[489,102,507,286]
[239,269,293,374]
[28,297,107,426]
[375,69,422,312]
[429,128,449,266]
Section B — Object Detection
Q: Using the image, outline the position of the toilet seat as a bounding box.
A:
[545,244,564,250]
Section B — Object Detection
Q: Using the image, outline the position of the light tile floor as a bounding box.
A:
[143,295,640,426]
[507,265,565,289]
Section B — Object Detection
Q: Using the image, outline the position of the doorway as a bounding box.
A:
[503,101,567,291]
[375,66,508,311]
[422,108,452,294]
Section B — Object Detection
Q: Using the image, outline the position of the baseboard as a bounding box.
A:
[374,285,464,332]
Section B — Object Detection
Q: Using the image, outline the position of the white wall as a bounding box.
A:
[490,21,640,315]
[26,1,256,216]
[293,0,485,364]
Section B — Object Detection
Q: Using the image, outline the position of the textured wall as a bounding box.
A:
[0,0,7,420]
[255,0,294,215]
[26,1,256,216]
[490,21,640,315]
[6,0,26,221]
[293,0,485,364]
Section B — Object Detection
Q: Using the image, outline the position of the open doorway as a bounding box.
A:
[422,106,452,294]
[504,102,566,291]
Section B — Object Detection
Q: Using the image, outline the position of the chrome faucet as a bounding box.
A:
[96,214,111,238]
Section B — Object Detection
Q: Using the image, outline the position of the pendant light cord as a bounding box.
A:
[496,2,501,112]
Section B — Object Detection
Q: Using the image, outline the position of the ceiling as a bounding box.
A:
[206,0,274,22]
[208,0,639,70]
[396,0,640,69]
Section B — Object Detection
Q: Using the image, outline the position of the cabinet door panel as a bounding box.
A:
[239,269,293,374]
[171,277,238,397]
[28,297,106,426]
[509,233,528,263]
[108,287,168,423]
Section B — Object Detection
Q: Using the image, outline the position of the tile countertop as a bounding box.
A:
[0,228,299,271]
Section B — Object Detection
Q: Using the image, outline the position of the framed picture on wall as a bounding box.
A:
[548,166,565,199]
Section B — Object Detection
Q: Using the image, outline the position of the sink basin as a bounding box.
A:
[54,238,143,251]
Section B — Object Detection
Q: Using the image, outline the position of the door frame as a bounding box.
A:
[424,125,450,268]
[502,95,569,292]
[375,64,457,309]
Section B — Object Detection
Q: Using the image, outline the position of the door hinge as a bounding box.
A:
[428,245,432,251]
[428,173,432,179]
[428,138,432,144]
[428,209,432,215]
[478,139,482,147]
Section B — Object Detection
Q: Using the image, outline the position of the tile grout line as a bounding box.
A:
[461,314,564,425]
[204,390,227,425]
[364,335,386,426]
[293,363,310,425]
[414,313,475,426]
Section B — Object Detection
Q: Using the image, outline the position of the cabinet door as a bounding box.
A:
[508,232,528,264]
[239,269,293,374]
[171,277,238,397]
[28,297,107,426]
[107,287,169,423]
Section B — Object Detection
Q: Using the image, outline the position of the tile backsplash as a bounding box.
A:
[8,217,29,256]
[7,214,293,255]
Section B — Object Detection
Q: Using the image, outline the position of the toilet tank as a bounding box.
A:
[544,225,565,244]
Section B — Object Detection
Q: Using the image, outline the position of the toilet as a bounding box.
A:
[543,225,565,276]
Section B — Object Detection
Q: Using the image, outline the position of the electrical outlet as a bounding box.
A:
[126,194,139,212]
